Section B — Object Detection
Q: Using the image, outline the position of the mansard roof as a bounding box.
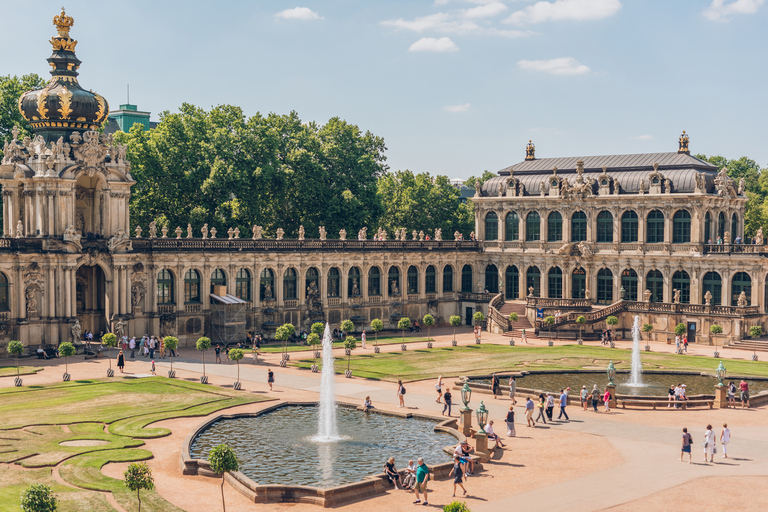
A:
[497,152,716,175]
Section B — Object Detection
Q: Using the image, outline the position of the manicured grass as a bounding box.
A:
[0,467,113,512]
[291,344,768,382]
[0,366,43,377]
[259,335,432,353]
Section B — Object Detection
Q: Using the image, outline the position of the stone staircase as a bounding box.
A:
[498,302,543,341]
[727,338,768,352]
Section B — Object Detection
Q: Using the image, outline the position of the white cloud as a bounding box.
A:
[444,103,471,112]
[517,57,590,75]
[409,37,460,52]
[464,2,508,19]
[703,0,765,21]
[381,12,533,38]
[275,7,323,21]
[631,135,654,140]
[505,0,622,25]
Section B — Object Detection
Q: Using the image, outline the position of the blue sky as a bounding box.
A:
[2,1,767,178]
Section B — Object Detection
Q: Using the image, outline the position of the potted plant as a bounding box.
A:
[101,333,118,377]
[196,336,211,383]
[576,316,586,345]
[340,319,354,355]
[343,335,357,378]
[59,342,75,382]
[20,483,58,512]
[642,323,653,351]
[123,462,154,512]
[164,336,179,377]
[423,314,434,348]
[371,318,383,353]
[208,444,239,512]
[710,324,723,357]
[473,311,485,344]
[606,316,619,347]
[449,315,461,346]
[307,332,321,372]
[749,325,762,361]
[398,317,411,350]
[674,323,686,354]
[544,315,555,346]
[229,348,244,389]
[275,323,295,365]
[8,340,24,387]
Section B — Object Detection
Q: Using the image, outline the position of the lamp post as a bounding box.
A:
[461,381,472,411]
[716,361,726,387]
[714,361,728,408]
[476,401,489,434]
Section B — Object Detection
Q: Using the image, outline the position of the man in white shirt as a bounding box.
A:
[485,420,505,449]
[402,460,417,489]
[129,337,136,358]
[454,441,474,475]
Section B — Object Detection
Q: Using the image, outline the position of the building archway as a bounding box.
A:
[76,265,108,336]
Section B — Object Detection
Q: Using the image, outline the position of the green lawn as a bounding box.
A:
[0,365,43,377]
[259,335,432,353]
[291,344,768,382]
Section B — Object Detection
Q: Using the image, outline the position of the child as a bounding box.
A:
[363,396,373,410]
[449,455,467,497]
[150,360,156,375]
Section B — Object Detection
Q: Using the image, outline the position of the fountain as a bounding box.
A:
[314,323,340,442]
[628,315,643,386]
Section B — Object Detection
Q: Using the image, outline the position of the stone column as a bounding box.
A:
[112,267,120,317]
[17,266,26,320]
[564,267,572,299]
[539,213,546,243]
[2,191,9,235]
[475,432,489,457]
[70,267,77,317]
[520,266,527,299]
[563,212,571,242]
[48,266,56,318]
[124,266,131,316]
[722,272,732,308]
[638,211,646,245]
[35,188,43,237]
[606,384,617,409]
[460,408,473,437]
[47,192,55,236]
[65,268,72,318]
[714,385,727,408]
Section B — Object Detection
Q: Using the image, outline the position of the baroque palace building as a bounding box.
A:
[0,10,765,351]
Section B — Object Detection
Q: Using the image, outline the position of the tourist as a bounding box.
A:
[435,376,443,403]
[720,423,730,458]
[683,335,688,353]
[485,420,505,449]
[150,360,156,376]
[443,388,452,417]
[505,405,516,436]
[403,460,417,489]
[413,457,430,505]
[680,384,688,408]
[716,236,723,244]
[121,335,128,351]
[129,336,136,358]
[740,379,750,408]
[703,424,715,462]
[535,393,547,424]
[558,389,569,420]
[384,457,402,490]
[508,376,517,403]
[361,330,367,349]
[149,336,156,359]
[397,380,405,408]
[521,329,528,344]
[668,384,676,408]
[674,383,683,409]
[580,385,589,411]
[142,338,149,357]
[267,368,274,391]
[454,441,474,475]
[727,381,737,408]
[36,347,49,359]
[117,350,125,373]
[603,387,611,412]
[449,455,467,498]
[491,373,500,399]
[545,392,554,420]
[526,396,537,426]
[215,345,222,364]
[680,427,692,463]
[675,334,680,351]
[590,385,600,412]
[364,396,373,410]
[159,337,165,359]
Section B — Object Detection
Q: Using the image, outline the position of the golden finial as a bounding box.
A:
[678,130,690,155]
[525,140,535,161]
[53,7,74,38]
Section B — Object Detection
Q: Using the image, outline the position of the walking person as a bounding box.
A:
[545,393,554,420]
[680,427,692,463]
[727,381,737,408]
[449,456,467,497]
[505,405,516,437]
[215,345,222,364]
[267,368,274,391]
[557,389,569,421]
[361,330,367,349]
[720,423,730,459]
[580,385,589,411]
[149,336,155,359]
[159,337,166,359]
[521,329,528,344]
[435,376,443,403]
[150,359,156,376]
[683,335,688,353]
[117,350,125,373]
[703,424,715,462]
[526,396,536,427]
[603,387,611,412]
[740,379,750,408]
[397,379,405,408]
[442,389,452,417]
[413,458,430,506]
[508,376,517,404]
[590,385,600,412]
[129,336,136,358]
[535,394,547,424]
[491,373,500,399]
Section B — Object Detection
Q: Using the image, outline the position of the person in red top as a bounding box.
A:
[603,387,611,412]
[740,380,750,408]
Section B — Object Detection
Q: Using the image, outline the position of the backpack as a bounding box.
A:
[401,386,406,395]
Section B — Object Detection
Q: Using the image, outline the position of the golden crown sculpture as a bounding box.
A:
[53,7,74,38]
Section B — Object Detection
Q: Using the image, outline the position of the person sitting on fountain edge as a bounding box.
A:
[364,396,373,410]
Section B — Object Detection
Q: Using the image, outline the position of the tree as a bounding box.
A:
[311,322,325,337]
[164,336,179,373]
[674,323,687,337]
[370,318,383,347]
[20,483,58,512]
[101,333,118,370]
[196,337,212,378]
[710,324,723,352]
[443,501,472,512]
[123,462,154,512]
[275,323,295,361]
[463,170,495,190]
[449,315,461,342]
[0,74,46,157]
[642,323,653,343]
[544,315,555,337]
[509,312,519,322]
[59,342,75,376]
[398,317,411,345]
[8,340,23,378]
[228,348,244,385]
[340,319,354,338]
[307,332,321,366]
[606,316,619,340]
[473,311,485,326]
[343,335,357,373]
[749,325,763,338]
[576,316,586,341]
[423,314,435,341]
[209,444,239,512]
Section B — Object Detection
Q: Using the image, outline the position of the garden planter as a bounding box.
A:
[713,351,719,358]
[200,375,208,384]
[233,381,242,390]
[14,377,22,387]
[279,359,287,367]
[401,344,407,351]
[548,341,554,347]
[313,350,321,359]
[427,342,433,349]
[345,370,352,378]
[282,353,290,361]
[753,354,759,361]
[509,339,515,346]
[345,348,351,356]
[107,368,114,377]
[311,364,319,372]
[168,370,176,378]
[475,339,481,345]
[374,346,381,353]
[609,342,615,348]
[63,373,70,382]
[645,345,651,352]
[451,340,457,347]
[577,339,583,345]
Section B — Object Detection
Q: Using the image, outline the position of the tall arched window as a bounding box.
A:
[235,269,251,301]
[526,266,540,297]
[368,266,381,296]
[525,212,540,241]
[425,265,436,294]
[672,270,690,303]
[547,211,562,242]
[704,212,712,243]
[646,270,663,303]
[260,269,274,300]
[184,269,201,304]
[485,212,498,241]
[731,213,739,239]
[702,272,721,305]
[718,212,726,239]
[596,268,613,304]
[646,210,665,243]
[672,210,691,243]
[461,265,473,293]
[0,272,8,312]
[505,212,519,241]
[443,265,454,293]
[388,266,400,296]
[328,268,340,298]
[505,266,519,300]
[284,268,297,300]
[571,267,586,299]
[571,211,587,242]
[157,269,175,305]
[210,269,226,293]
[407,266,419,294]
[306,267,319,298]
[348,267,362,297]
[548,267,563,299]
[485,264,499,294]
[621,210,638,243]
[596,211,613,243]
[620,269,638,301]
[731,272,751,306]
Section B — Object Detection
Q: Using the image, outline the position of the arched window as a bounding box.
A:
[526,266,540,297]
[368,266,381,296]
[571,267,586,299]
[485,212,498,241]
[571,211,587,242]
[672,270,690,304]
[348,267,362,297]
[388,266,400,296]
[732,213,739,239]
[0,272,8,312]
[672,210,691,243]
[407,266,419,294]
[425,265,436,294]
[646,270,663,303]
[210,269,226,294]
[260,269,274,300]
[704,212,712,243]
[505,212,519,241]
[461,265,473,293]
[327,267,340,298]
[505,266,519,300]
[157,269,175,305]
[548,267,563,299]
[184,269,201,304]
[235,269,251,301]
[485,264,499,294]
[620,269,638,301]
[596,211,613,243]
[306,267,319,298]
[547,211,562,242]
[596,268,613,304]
[621,210,638,243]
[646,210,665,243]
[718,212,726,239]
[443,265,454,293]
[702,271,721,306]
[284,268,297,300]
[731,272,751,306]
[525,212,540,241]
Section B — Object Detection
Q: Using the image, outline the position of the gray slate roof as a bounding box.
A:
[497,152,716,175]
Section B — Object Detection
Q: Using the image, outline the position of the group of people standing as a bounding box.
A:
[681,424,731,463]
